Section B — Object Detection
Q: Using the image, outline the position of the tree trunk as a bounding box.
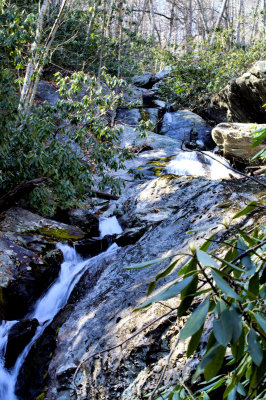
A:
[210,0,228,45]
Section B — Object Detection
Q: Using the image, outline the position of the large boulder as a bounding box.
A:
[36,81,60,105]
[132,73,157,89]
[5,319,39,369]
[116,108,159,132]
[212,122,266,164]
[160,110,215,149]
[46,174,265,400]
[205,61,266,123]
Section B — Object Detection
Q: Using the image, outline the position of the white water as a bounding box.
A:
[166,151,240,180]
[99,216,123,238]
[0,217,121,400]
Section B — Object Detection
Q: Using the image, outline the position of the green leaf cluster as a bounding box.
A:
[128,209,266,399]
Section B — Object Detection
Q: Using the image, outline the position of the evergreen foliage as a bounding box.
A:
[128,209,266,399]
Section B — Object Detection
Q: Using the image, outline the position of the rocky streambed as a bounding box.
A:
[0,61,265,400]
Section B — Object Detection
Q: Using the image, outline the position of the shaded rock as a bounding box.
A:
[115,226,148,246]
[123,85,143,107]
[75,236,115,259]
[36,81,60,105]
[132,73,156,89]
[160,110,215,149]
[116,108,141,126]
[68,208,99,237]
[212,122,266,164]
[5,319,39,369]
[0,207,85,319]
[206,61,266,123]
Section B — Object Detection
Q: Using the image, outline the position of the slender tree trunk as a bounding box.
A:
[98,0,107,80]
[210,0,228,45]
[19,0,68,115]
[19,0,51,112]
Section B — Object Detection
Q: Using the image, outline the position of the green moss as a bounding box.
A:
[35,392,46,400]
[37,225,85,240]
[153,167,163,176]
[140,108,150,122]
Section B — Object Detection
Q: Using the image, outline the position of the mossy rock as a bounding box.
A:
[37,225,85,241]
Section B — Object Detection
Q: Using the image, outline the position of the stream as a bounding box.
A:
[0,86,247,399]
[0,217,123,400]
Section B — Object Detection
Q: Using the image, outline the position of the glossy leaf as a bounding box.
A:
[248,328,263,366]
[187,325,204,358]
[232,201,258,219]
[213,309,233,346]
[196,250,219,268]
[211,269,241,300]
[180,299,209,340]
[136,276,193,310]
[253,313,266,332]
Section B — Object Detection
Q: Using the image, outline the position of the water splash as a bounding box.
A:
[99,216,123,238]
[166,151,240,180]
[0,218,122,400]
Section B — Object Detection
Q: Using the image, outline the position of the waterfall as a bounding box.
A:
[99,216,123,238]
[0,217,122,400]
[166,151,240,180]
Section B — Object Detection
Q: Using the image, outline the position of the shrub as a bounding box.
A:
[128,206,266,399]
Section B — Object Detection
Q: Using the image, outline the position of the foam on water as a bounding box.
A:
[99,216,123,238]
[0,218,122,399]
[166,151,240,180]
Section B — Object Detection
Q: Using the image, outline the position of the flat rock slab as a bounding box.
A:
[212,122,266,164]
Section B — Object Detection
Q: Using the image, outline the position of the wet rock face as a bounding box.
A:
[15,310,69,400]
[160,110,215,150]
[5,319,39,369]
[212,122,266,164]
[0,207,85,320]
[75,235,115,258]
[46,174,266,400]
[205,61,266,123]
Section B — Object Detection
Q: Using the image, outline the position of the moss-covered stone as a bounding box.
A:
[37,225,85,240]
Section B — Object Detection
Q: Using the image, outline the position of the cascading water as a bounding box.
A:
[0,217,122,400]
[166,150,240,180]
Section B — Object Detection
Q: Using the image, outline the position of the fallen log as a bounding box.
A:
[90,189,119,201]
[0,177,47,213]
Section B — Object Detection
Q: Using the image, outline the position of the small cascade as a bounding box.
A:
[0,217,122,400]
[99,216,123,238]
[166,151,240,180]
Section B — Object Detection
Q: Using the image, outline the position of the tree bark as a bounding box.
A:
[210,0,228,45]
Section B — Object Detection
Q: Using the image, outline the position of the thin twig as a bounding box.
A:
[149,332,180,400]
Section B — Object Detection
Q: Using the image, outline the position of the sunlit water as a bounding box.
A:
[0,217,121,400]
[166,151,240,180]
